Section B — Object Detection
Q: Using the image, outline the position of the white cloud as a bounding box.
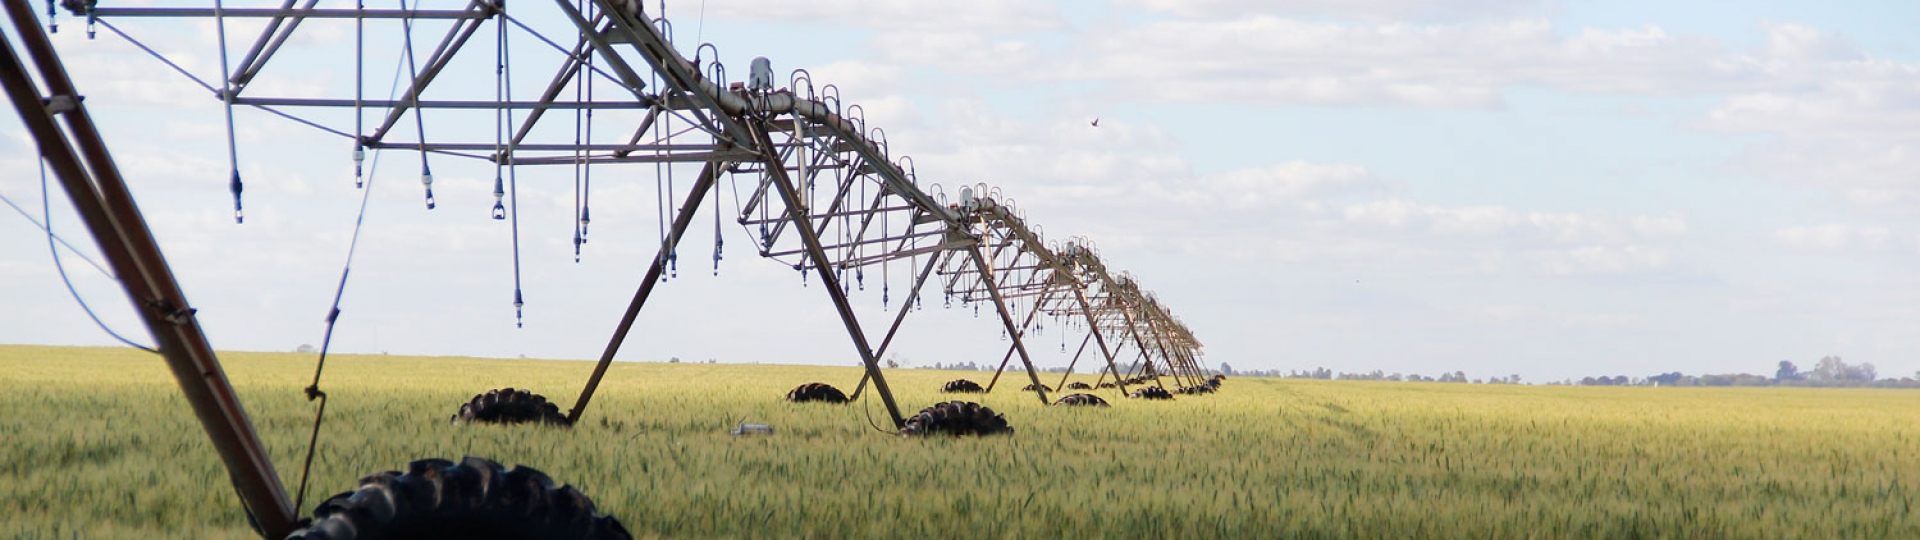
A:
[702,0,1064,32]
[1684,24,1920,212]
[1343,200,1683,244]
[1540,244,1670,275]
[1051,18,1742,108]
[1775,224,1894,251]
[1157,161,1373,209]
[1115,0,1539,22]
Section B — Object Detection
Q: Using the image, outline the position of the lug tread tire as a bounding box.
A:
[285,456,630,540]
[452,388,572,427]
[785,382,850,403]
[1052,393,1110,407]
[901,401,1012,436]
[1128,386,1174,400]
[940,379,985,393]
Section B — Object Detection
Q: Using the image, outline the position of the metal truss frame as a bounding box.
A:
[20,0,1208,496]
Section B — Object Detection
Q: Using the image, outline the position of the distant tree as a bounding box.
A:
[1809,356,1876,383]
[1220,362,1234,375]
[1776,361,1802,382]
[1811,356,1845,381]
[1853,363,1877,382]
[1649,372,1685,386]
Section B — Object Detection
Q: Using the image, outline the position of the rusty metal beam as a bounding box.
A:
[567,160,721,423]
[751,121,905,427]
[965,245,1049,405]
[0,2,297,534]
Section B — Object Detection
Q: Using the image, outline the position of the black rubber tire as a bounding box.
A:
[901,401,1013,436]
[1175,385,1215,395]
[285,456,630,540]
[1128,386,1174,400]
[1096,382,1117,389]
[940,379,985,393]
[1064,382,1093,390]
[452,388,572,427]
[785,382,850,404]
[1052,393,1110,407]
[1021,383,1053,392]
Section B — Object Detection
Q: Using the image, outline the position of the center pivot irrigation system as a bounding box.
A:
[3,0,1206,537]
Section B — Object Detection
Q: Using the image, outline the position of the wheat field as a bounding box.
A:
[1,345,1915,539]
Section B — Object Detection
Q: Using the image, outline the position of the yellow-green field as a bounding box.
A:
[1,345,1916,539]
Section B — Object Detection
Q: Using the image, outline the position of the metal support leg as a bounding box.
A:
[1072,287,1128,396]
[1119,309,1170,391]
[965,246,1049,405]
[751,122,905,427]
[1144,316,1192,388]
[566,161,719,423]
[0,5,296,534]
[984,341,1019,392]
[1054,332,1092,390]
[984,283,1054,393]
[848,251,943,400]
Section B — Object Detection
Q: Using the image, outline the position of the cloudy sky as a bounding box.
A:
[3,0,1917,382]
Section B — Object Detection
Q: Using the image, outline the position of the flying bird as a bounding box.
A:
[1090,117,1100,127]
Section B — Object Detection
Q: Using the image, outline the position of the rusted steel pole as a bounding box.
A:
[751,122,905,427]
[1071,286,1129,396]
[965,246,1050,405]
[848,251,944,401]
[1054,332,1093,390]
[984,281,1053,393]
[1116,307,1170,390]
[0,3,297,535]
[1145,315,1196,387]
[568,161,720,423]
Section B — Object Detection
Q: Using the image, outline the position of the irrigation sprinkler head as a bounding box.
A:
[228,170,243,224]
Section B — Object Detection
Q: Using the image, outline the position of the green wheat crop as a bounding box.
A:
[1,345,1915,539]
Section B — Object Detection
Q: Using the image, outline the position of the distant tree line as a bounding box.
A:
[1587,356,1917,388]
[1227,365,1526,385]
[1232,356,1920,389]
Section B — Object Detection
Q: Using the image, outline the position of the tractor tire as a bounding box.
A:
[901,401,1013,436]
[1175,385,1215,395]
[1021,383,1053,392]
[1052,393,1109,407]
[1064,382,1093,390]
[785,382,850,404]
[285,456,630,540]
[1128,386,1174,400]
[452,388,572,427]
[940,379,985,393]
[1096,382,1117,389]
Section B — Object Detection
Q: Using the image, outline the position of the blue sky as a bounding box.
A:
[3,0,1917,382]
